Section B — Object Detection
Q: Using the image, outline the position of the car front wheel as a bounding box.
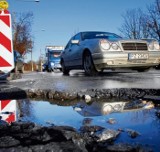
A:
[155,64,160,70]
[83,52,98,76]
[137,68,150,72]
[61,60,69,75]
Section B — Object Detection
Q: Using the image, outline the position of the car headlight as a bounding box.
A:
[154,41,160,50]
[100,39,110,50]
[148,41,160,50]
[148,42,154,50]
[111,43,119,50]
[51,62,55,66]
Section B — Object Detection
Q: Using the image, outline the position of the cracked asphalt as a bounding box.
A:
[0,69,160,100]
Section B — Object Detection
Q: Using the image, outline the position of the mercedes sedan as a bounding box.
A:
[60,31,160,76]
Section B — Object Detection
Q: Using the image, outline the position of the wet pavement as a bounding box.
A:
[0,69,160,151]
[0,69,158,102]
[8,69,160,93]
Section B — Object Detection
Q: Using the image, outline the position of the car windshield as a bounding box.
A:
[82,32,122,41]
[50,52,61,59]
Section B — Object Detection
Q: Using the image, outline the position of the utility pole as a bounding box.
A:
[31,49,33,71]
[40,49,42,72]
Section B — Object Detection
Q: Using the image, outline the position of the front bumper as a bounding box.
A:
[51,63,61,69]
[92,52,160,71]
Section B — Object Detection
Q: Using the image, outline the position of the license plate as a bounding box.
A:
[128,53,149,60]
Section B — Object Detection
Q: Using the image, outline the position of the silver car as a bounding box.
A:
[60,31,160,75]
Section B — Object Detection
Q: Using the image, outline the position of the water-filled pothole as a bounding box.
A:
[0,98,160,151]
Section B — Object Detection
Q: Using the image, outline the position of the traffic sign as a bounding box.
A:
[0,10,14,73]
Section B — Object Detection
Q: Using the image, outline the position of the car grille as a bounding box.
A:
[121,43,148,51]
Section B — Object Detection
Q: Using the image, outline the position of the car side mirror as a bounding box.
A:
[71,40,79,45]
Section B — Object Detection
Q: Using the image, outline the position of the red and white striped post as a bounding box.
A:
[0,1,14,73]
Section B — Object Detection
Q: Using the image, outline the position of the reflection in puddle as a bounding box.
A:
[73,100,154,116]
[0,100,17,124]
[0,98,160,151]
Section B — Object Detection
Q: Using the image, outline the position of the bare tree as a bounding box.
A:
[147,0,160,41]
[12,12,34,55]
[138,13,151,38]
[119,9,149,39]
[120,0,160,41]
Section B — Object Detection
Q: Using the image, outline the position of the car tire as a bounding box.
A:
[47,66,52,72]
[48,69,52,72]
[61,60,69,75]
[83,51,98,76]
[137,68,149,72]
[155,64,160,70]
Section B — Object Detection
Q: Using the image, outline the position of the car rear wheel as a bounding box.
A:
[83,52,98,76]
[47,68,52,72]
[61,60,69,75]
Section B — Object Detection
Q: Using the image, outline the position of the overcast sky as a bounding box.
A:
[8,0,155,61]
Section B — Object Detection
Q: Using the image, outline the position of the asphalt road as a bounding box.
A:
[9,68,160,93]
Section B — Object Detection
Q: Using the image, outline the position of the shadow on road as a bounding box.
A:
[0,80,27,100]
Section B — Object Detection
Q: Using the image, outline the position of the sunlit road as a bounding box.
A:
[10,68,160,92]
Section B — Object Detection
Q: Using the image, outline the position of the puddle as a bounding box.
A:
[0,98,160,151]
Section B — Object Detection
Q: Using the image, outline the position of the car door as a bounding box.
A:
[61,38,72,67]
[69,33,83,67]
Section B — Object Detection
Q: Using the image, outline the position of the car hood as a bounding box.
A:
[118,39,147,43]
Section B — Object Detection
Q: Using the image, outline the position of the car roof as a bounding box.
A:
[79,31,116,34]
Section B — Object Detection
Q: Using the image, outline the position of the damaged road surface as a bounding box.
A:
[5,69,160,101]
[0,98,160,151]
[0,69,160,151]
[9,69,160,92]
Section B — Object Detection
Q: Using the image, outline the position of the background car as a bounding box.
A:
[60,31,160,76]
[43,46,63,72]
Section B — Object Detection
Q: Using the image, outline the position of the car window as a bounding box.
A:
[73,33,81,41]
[50,52,61,59]
[64,33,81,49]
[82,32,122,41]
[65,38,72,49]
